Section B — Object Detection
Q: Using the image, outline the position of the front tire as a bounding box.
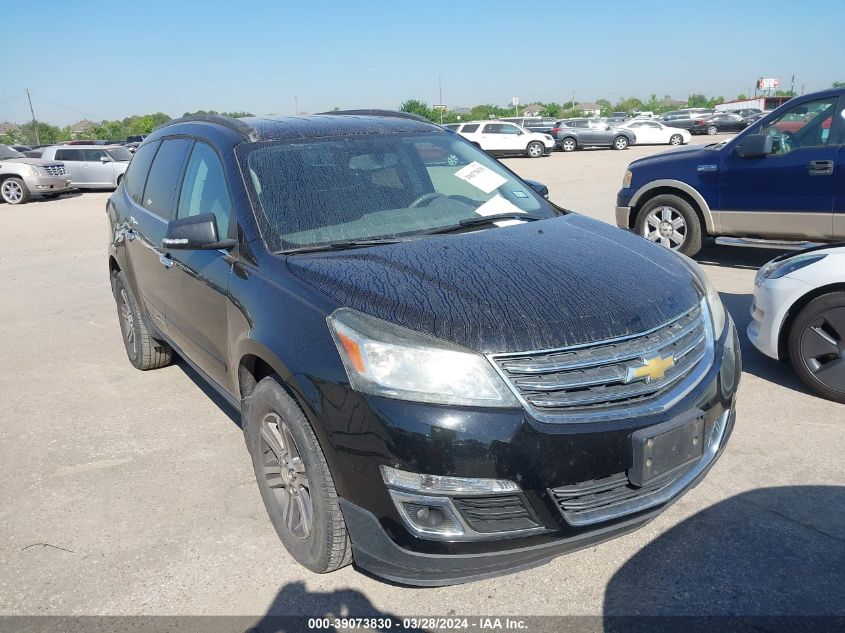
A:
[526,141,544,158]
[112,271,173,370]
[788,292,845,403]
[243,377,353,573]
[560,137,577,152]
[669,134,683,145]
[706,125,718,135]
[612,136,629,150]
[1,177,30,204]
[635,194,702,256]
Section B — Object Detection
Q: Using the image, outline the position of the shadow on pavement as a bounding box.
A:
[175,357,241,427]
[695,241,776,270]
[249,581,405,632]
[718,290,810,397]
[603,485,845,627]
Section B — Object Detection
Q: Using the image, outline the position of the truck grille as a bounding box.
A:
[43,164,67,176]
[492,302,711,420]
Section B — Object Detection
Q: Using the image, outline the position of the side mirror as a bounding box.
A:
[524,179,549,199]
[100,156,112,162]
[735,134,773,158]
[162,213,235,250]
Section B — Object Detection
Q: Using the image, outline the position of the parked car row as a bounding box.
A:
[0,142,132,204]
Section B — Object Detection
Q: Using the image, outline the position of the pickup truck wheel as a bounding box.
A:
[788,292,845,404]
[706,125,718,135]
[526,141,544,158]
[560,138,577,152]
[635,194,702,256]
[1,177,30,204]
[244,377,352,573]
[112,271,173,370]
[612,136,629,150]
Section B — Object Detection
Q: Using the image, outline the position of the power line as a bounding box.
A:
[29,92,103,121]
[0,92,25,108]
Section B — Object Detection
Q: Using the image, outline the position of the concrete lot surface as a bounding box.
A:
[1,136,843,619]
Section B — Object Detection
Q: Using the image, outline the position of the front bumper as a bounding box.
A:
[317,319,741,585]
[615,205,632,229]
[24,174,72,195]
[748,276,812,360]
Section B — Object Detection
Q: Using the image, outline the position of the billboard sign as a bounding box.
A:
[757,77,780,90]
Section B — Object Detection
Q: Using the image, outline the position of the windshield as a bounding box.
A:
[106,147,133,161]
[0,144,24,160]
[239,132,557,252]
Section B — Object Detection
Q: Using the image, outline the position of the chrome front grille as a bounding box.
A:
[492,302,712,421]
[43,164,67,176]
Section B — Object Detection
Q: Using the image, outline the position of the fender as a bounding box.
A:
[629,178,718,234]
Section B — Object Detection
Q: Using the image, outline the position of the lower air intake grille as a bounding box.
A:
[452,495,540,533]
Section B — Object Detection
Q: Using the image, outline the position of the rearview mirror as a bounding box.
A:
[523,179,549,199]
[735,134,773,158]
[162,213,235,250]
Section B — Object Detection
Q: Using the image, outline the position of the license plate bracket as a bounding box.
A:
[629,408,705,487]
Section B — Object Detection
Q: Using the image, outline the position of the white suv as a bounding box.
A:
[39,145,132,189]
[452,121,554,158]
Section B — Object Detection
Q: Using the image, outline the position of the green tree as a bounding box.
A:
[400,99,438,122]
[737,93,748,100]
[687,94,709,108]
[468,103,509,120]
[614,97,644,113]
[541,102,563,118]
[19,121,63,145]
[833,81,845,88]
[596,98,612,115]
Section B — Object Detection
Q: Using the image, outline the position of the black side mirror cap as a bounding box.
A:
[162,213,235,250]
[524,179,549,199]
[735,133,773,158]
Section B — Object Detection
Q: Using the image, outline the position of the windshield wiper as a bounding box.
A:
[422,213,544,235]
[279,237,410,255]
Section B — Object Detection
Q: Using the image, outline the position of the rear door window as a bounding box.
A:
[141,138,192,219]
[82,148,109,162]
[124,140,160,205]
[461,124,479,133]
[55,149,83,161]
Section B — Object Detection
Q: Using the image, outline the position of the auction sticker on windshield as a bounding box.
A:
[454,161,507,194]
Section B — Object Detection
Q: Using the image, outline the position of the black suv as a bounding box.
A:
[107,113,740,585]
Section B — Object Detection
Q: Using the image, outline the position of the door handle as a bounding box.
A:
[159,253,174,269]
[808,160,834,176]
[124,228,135,241]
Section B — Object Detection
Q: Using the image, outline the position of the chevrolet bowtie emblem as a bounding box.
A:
[626,354,675,384]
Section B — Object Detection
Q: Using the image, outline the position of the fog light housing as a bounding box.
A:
[388,490,466,539]
[720,320,739,396]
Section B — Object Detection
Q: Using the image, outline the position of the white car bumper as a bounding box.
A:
[747,276,813,360]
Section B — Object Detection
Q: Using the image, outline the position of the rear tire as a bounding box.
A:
[635,194,702,257]
[706,125,718,135]
[243,377,353,573]
[526,141,544,158]
[612,136,629,150]
[560,137,577,152]
[788,292,845,404]
[1,177,30,204]
[112,271,173,370]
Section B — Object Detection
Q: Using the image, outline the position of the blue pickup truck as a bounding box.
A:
[616,87,845,257]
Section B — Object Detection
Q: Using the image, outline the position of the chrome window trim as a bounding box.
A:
[487,299,715,424]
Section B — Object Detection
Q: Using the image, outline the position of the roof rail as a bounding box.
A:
[318,109,438,125]
[153,115,259,141]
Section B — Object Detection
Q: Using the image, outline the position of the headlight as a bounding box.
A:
[327,308,520,407]
[756,253,827,284]
[622,169,632,188]
[29,164,43,176]
[676,254,726,338]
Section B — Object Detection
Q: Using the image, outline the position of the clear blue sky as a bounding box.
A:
[5,0,844,126]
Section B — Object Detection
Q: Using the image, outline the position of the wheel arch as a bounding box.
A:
[777,282,845,360]
[628,180,716,234]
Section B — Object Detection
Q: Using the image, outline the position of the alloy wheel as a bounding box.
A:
[527,143,543,158]
[707,125,718,135]
[562,139,576,152]
[799,308,845,394]
[614,137,628,150]
[670,135,682,145]
[2,180,23,203]
[642,206,687,249]
[119,289,136,356]
[446,154,459,166]
[260,412,313,539]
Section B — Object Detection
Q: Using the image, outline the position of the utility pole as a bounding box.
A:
[294,95,299,115]
[438,75,443,124]
[790,74,795,96]
[25,89,39,145]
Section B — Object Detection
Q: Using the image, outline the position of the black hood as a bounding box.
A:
[286,214,702,354]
